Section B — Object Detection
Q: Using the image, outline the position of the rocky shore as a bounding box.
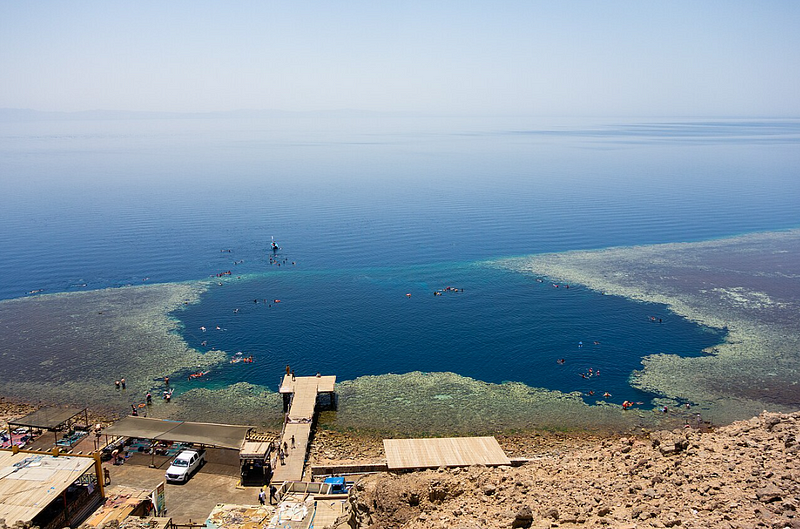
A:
[333,411,800,529]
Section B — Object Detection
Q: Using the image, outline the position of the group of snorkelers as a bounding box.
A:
[230,352,254,364]
[433,285,464,296]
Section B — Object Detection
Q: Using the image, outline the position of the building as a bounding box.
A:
[0,448,104,529]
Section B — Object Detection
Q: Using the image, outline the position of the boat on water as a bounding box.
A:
[270,236,280,252]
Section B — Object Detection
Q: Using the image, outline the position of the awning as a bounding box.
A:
[6,407,86,430]
[102,417,252,450]
[103,416,180,440]
[162,422,252,449]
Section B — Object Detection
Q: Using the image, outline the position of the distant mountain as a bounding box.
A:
[0,108,417,122]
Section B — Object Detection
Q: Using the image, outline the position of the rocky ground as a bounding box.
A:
[331,411,800,529]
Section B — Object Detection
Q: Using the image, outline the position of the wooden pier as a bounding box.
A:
[270,374,336,484]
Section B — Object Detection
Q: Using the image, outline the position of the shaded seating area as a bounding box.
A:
[103,417,252,449]
[5,407,89,448]
[102,417,253,472]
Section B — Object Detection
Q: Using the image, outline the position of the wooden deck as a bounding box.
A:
[383,436,511,470]
[313,499,347,527]
[270,374,335,484]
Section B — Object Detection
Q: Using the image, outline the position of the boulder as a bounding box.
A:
[510,506,533,528]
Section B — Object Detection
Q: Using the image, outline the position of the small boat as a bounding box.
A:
[270,236,280,252]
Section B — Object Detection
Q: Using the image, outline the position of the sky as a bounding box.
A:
[1,1,799,117]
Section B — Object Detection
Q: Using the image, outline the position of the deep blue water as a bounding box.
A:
[176,263,723,405]
[1,115,799,404]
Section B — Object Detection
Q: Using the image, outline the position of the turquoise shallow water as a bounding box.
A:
[1,115,799,416]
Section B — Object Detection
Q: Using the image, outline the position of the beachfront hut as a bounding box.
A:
[83,484,164,527]
[0,448,105,529]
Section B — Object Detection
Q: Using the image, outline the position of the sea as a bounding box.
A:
[2,114,799,410]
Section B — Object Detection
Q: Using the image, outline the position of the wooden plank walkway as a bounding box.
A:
[383,436,511,470]
[313,499,347,527]
[270,374,335,484]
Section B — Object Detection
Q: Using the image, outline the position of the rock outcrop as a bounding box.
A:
[333,411,800,528]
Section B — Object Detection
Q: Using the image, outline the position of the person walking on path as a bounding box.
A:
[291,435,295,449]
[258,489,266,505]
[269,484,278,505]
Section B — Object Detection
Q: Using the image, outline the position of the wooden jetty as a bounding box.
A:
[383,436,510,470]
[270,374,336,484]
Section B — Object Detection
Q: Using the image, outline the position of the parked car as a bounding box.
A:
[165,449,206,483]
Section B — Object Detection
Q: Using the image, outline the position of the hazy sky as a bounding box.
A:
[2,1,799,116]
